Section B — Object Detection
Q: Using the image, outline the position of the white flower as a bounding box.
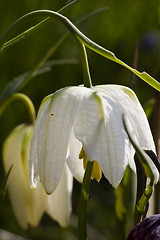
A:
[29,85,156,195]
[3,124,72,228]
[3,124,47,229]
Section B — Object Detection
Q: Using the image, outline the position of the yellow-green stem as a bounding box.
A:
[78,43,92,88]
[78,161,93,240]
[0,93,35,123]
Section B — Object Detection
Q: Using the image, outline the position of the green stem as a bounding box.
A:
[78,161,93,240]
[114,167,133,239]
[0,93,35,123]
[123,115,159,224]
[79,43,92,88]
[114,185,126,240]
[0,8,108,104]
[134,154,146,224]
[0,10,159,90]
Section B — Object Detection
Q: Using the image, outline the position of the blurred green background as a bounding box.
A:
[0,0,159,239]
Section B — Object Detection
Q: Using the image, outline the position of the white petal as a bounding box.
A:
[29,98,51,188]
[66,129,84,183]
[73,90,130,187]
[46,163,73,227]
[94,85,156,174]
[35,87,92,194]
[3,125,47,229]
[95,84,155,152]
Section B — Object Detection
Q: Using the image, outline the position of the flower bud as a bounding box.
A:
[127,214,160,240]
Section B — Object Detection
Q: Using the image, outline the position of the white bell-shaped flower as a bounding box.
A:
[29,85,156,195]
[3,124,47,229]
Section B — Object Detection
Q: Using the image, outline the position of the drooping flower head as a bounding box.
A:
[3,124,47,229]
[29,84,156,194]
[127,214,160,240]
[3,123,73,228]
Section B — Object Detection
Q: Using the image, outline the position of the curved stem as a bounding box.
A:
[2,7,108,54]
[78,161,93,240]
[0,8,108,104]
[0,93,35,123]
[78,43,92,88]
[0,10,159,90]
[123,115,159,224]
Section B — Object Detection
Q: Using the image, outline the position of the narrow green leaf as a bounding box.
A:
[1,7,108,55]
[0,9,107,103]
[0,0,80,53]
[0,66,51,104]
[0,164,13,197]
[0,59,78,104]
[1,18,50,54]
[58,0,80,14]
[78,36,160,91]
[0,10,159,91]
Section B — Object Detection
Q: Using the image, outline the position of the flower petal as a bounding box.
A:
[95,84,155,152]
[33,87,92,194]
[46,163,73,227]
[66,128,84,183]
[3,125,47,229]
[74,88,137,187]
[95,85,156,174]
[29,98,51,189]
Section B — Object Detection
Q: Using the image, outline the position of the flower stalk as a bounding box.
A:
[78,161,93,240]
[114,167,133,240]
[78,43,92,88]
[134,153,147,224]
[123,115,159,224]
[0,93,35,123]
